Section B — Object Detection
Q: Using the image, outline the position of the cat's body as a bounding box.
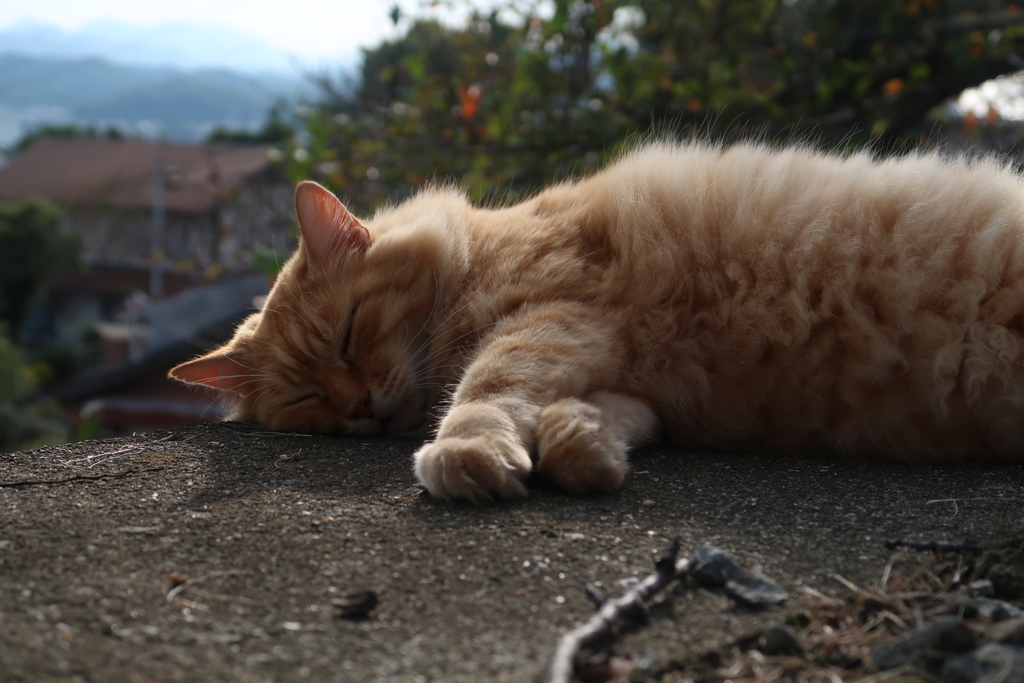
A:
[171,143,1024,502]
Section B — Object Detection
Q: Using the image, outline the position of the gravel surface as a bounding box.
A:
[2,423,1022,682]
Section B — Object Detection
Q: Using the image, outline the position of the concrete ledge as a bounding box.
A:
[2,423,1022,681]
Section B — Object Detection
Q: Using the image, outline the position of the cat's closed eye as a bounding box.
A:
[340,307,357,362]
[291,394,323,407]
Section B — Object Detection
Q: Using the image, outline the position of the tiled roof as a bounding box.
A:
[0,138,275,213]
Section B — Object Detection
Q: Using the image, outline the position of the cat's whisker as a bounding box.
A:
[249,383,280,414]
[398,318,493,386]
[404,368,465,384]
[262,303,297,320]
[402,300,481,368]
[230,378,276,394]
[405,320,499,376]
[197,394,228,423]
[204,373,263,382]
[391,269,446,363]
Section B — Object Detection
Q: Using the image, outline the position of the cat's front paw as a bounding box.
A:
[414,436,531,503]
[536,399,628,494]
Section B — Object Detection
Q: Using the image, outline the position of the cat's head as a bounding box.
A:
[169,181,456,434]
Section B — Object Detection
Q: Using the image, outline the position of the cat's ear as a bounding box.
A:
[294,181,371,265]
[168,350,254,395]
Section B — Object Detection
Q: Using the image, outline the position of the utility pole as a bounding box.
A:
[149,141,166,300]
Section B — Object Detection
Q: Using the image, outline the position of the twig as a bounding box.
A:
[166,569,248,602]
[925,497,1024,518]
[583,582,605,609]
[545,539,691,683]
[275,449,303,468]
[59,445,145,467]
[853,665,931,682]
[799,585,844,607]
[884,539,984,553]
[59,431,195,469]
[828,573,888,604]
[880,553,897,592]
[0,467,165,488]
[219,425,313,438]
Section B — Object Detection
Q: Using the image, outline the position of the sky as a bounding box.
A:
[0,0,433,63]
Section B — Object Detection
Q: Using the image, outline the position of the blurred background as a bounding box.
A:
[0,0,1022,452]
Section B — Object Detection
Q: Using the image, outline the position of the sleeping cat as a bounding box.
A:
[170,142,1024,502]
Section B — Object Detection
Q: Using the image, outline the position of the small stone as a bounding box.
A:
[941,643,1024,682]
[690,546,748,587]
[977,597,1024,622]
[969,579,995,598]
[575,653,634,683]
[871,617,976,670]
[945,595,979,619]
[641,500,656,508]
[332,590,378,619]
[985,549,1024,600]
[725,574,788,608]
[758,625,805,657]
[932,619,979,654]
[631,650,660,678]
[988,616,1024,646]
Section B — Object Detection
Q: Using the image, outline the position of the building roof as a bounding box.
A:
[0,138,275,214]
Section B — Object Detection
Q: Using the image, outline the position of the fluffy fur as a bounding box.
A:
[170,142,1024,502]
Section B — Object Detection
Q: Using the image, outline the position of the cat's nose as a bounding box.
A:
[350,391,373,419]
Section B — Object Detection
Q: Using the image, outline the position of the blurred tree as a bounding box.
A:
[8,123,125,155]
[0,323,69,452]
[205,102,296,145]
[0,323,36,448]
[0,198,78,336]
[593,1,1024,146]
[0,199,82,452]
[0,326,33,400]
[285,0,1024,209]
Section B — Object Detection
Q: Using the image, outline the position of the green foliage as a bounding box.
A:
[0,197,78,335]
[252,245,286,279]
[286,0,1024,210]
[206,103,296,145]
[0,324,38,450]
[593,0,1023,146]
[289,9,612,210]
[0,325,34,403]
[9,123,125,155]
[75,413,101,443]
[0,199,78,452]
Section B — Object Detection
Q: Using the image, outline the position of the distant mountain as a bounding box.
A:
[0,19,305,74]
[0,20,360,147]
[0,54,179,109]
[0,54,303,109]
[79,72,291,133]
[0,53,308,144]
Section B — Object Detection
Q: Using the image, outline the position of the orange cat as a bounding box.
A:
[170,142,1024,502]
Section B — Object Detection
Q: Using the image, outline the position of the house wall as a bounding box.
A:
[26,180,294,362]
[215,181,296,271]
[67,206,218,269]
[64,180,295,273]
